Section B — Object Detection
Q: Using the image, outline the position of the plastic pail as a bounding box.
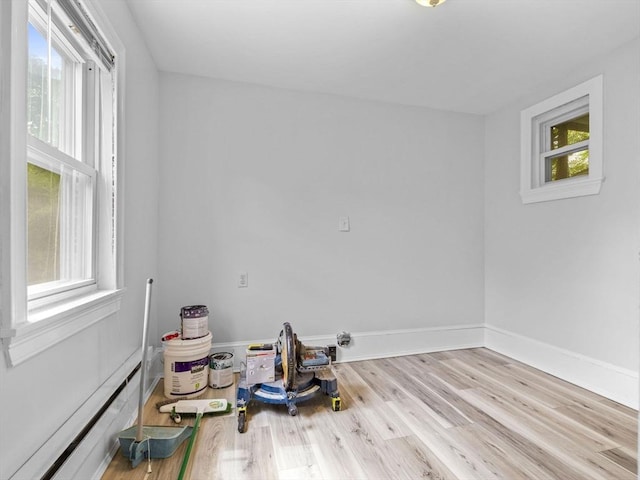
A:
[163,331,212,398]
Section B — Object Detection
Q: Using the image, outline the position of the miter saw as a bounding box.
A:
[236,322,341,433]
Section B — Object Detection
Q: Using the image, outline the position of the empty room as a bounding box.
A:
[1,0,639,479]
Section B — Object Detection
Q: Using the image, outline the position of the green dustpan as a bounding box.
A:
[118,425,192,467]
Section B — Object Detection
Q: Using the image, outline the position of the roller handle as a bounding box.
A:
[177,413,202,480]
[135,278,154,442]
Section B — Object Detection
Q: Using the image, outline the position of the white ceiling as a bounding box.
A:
[125,0,640,114]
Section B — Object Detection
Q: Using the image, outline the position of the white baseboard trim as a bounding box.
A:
[209,323,486,371]
[485,324,638,410]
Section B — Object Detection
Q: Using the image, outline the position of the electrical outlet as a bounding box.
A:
[238,271,248,288]
[338,216,350,232]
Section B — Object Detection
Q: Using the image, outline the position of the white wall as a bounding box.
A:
[156,74,485,350]
[0,1,161,478]
[484,38,640,405]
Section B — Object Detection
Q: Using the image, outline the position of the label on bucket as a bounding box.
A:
[208,352,234,388]
[167,356,209,396]
[180,305,209,339]
[173,357,209,373]
[182,315,208,339]
[209,366,233,388]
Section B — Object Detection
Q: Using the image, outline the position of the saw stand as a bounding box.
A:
[236,322,341,433]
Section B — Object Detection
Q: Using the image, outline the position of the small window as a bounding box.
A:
[544,109,589,182]
[520,75,603,204]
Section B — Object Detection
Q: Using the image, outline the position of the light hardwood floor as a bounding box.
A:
[102,348,637,480]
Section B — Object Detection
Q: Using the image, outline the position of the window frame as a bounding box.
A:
[0,0,125,367]
[520,75,604,204]
[26,135,97,303]
[27,1,86,157]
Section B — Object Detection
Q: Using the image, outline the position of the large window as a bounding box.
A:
[1,0,122,366]
[26,0,101,302]
[520,75,603,204]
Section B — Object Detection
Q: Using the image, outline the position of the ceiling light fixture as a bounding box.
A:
[415,0,447,7]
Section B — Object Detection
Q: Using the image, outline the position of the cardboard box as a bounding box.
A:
[245,345,276,385]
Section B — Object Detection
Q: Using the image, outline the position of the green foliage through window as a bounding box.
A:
[548,113,589,181]
[27,163,60,285]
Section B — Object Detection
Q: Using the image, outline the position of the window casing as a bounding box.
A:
[1,0,123,366]
[520,75,603,204]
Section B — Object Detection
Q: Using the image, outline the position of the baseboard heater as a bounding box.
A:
[40,362,141,480]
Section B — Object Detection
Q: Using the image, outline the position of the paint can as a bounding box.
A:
[163,331,212,398]
[208,352,234,388]
[180,305,209,339]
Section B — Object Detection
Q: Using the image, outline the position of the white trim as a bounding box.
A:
[1,0,30,355]
[485,324,638,409]
[79,0,126,290]
[209,324,486,372]
[520,75,604,204]
[1,288,124,367]
[518,176,603,204]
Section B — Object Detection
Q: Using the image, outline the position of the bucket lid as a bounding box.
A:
[163,330,212,346]
[211,352,233,360]
[180,305,209,318]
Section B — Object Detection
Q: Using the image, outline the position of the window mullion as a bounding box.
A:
[541,139,589,158]
[59,164,71,280]
[45,0,52,144]
[84,60,96,168]
[28,135,94,176]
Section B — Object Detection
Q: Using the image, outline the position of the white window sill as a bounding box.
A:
[520,176,604,204]
[1,288,124,367]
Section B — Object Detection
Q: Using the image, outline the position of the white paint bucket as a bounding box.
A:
[163,331,212,399]
[180,305,209,340]
[209,352,234,388]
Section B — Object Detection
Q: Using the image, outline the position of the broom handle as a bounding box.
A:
[135,278,154,442]
[177,413,202,480]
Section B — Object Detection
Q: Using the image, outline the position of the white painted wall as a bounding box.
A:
[485,39,640,401]
[0,1,161,478]
[156,74,485,348]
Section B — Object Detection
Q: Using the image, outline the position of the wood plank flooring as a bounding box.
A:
[101,348,637,480]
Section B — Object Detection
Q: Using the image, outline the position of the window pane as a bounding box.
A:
[546,149,589,182]
[28,162,94,288]
[28,163,61,285]
[27,22,66,151]
[550,113,589,150]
